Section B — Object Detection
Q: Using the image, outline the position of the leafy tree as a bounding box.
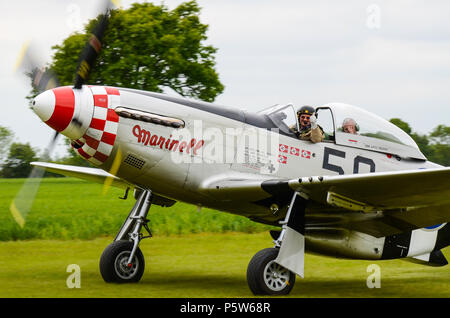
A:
[1,143,38,178]
[390,118,432,156]
[429,125,450,145]
[390,118,449,166]
[389,118,412,135]
[428,143,450,166]
[0,126,14,165]
[428,125,450,166]
[45,1,223,102]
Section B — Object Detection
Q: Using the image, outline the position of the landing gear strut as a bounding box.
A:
[247,192,307,295]
[100,189,152,283]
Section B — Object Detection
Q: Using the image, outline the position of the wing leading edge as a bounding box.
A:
[289,167,450,210]
[204,167,450,237]
[31,162,131,189]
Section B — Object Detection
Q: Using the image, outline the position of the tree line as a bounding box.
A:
[0,120,448,178]
[0,128,89,178]
[389,119,450,166]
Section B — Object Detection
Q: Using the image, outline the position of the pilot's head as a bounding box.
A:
[342,118,358,134]
[297,105,315,129]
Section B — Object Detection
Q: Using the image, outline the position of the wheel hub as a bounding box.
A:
[263,260,290,292]
[115,251,139,280]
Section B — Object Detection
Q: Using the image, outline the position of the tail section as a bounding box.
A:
[434,223,450,251]
[382,223,449,266]
[411,250,448,267]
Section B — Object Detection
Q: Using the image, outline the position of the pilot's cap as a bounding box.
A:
[297,105,315,116]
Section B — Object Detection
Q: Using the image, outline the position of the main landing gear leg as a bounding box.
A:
[246,192,307,295]
[100,189,153,283]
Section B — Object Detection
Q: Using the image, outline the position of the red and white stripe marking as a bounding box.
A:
[33,86,76,133]
[47,87,76,132]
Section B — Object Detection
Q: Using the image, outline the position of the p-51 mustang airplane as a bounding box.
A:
[16,3,450,295]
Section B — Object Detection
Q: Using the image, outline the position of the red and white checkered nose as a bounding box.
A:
[32,86,75,133]
[71,86,120,166]
[33,85,121,167]
[32,86,94,140]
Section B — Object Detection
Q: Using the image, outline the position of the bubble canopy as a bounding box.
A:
[258,102,426,160]
[318,103,426,160]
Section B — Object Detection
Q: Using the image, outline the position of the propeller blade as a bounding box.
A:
[11,0,121,227]
[15,41,61,94]
[74,0,120,89]
[10,133,60,227]
[12,42,63,227]
[102,147,122,195]
[31,67,61,94]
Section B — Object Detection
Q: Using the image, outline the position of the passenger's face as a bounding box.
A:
[299,114,311,127]
[343,124,357,134]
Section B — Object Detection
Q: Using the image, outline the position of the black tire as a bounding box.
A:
[99,240,145,283]
[247,248,295,295]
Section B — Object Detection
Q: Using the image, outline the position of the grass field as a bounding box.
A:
[0,178,271,241]
[1,178,449,298]
[0,233,449,298]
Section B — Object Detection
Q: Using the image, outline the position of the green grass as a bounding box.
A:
[0,233,449,298]
[1,177,449,298]
[0,178,271,241]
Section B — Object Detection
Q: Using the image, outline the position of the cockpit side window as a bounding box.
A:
[315,107,335,141]
[265,104,298,135]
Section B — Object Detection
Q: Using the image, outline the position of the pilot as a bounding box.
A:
[294,106,325,143]
[342,118,359,134]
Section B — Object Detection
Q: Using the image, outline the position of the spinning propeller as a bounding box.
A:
[11,0,120,227]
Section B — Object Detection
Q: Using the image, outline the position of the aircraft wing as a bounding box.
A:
[205,167,450,237]
[289,167,450,210]
[30,162,132,189]
[31,162,176,207]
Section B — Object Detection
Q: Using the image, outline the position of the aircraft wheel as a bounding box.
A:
[247,248,295,295]
[99,240,145,283]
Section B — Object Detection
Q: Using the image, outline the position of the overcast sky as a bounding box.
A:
[1,0,449,157]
